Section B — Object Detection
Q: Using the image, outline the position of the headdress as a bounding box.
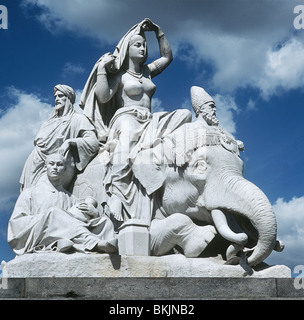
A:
[79,19,149,141]
[54,84,76,104]
[190,86,214,116]
[108,20,147,73]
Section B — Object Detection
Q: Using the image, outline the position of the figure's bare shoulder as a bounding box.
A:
[147,60,162,78]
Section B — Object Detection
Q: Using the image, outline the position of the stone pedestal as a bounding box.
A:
[2,252,291,278]
[1,253,301,299]
[0,253,302,299]
[118,219,150,256]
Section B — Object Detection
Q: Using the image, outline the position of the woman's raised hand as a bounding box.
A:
[141,18,159,32]
[97,52,116,70]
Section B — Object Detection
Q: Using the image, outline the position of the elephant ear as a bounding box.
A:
[132,148,165,196]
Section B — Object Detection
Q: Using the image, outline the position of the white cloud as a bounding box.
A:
[176,94,238,134]
[246,98,256,112]
[62,62,85,78]
[0,89,52,205]
[151,97,164,113]
[257,39,304,99]
[172,93,238,135]
[180,99,195,121]
[73,89,83,113]
[213,94,238,135]
[266,196,304,269]
[21,0,131,41]
[20,0,304,100]
[0,87,85,206]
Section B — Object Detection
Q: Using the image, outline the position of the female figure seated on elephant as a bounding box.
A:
[80,18,192,225]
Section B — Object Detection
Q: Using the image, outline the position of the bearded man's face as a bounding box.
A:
[201,102,219,126]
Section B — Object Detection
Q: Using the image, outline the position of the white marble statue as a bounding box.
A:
[20,84,99,191]
[8,153,117,255]
[8,19,285,269]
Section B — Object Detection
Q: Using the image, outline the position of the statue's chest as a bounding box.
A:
[122,75,156,99]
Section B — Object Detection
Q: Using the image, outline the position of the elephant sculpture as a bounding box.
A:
[129,120,283,266]
[73,120,283,267]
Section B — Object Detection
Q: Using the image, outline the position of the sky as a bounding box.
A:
[0,0,304,274]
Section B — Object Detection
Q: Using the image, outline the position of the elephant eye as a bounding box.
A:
[195,160,207,173]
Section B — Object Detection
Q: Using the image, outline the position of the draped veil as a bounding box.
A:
[79,20,147,142]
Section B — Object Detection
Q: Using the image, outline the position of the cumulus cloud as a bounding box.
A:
[0,89,52,251]
[177,94,238,135]
[246,99,257,112]
[73,89,83,113]
[20,0,304,99]
[213,94,238,135]
[151,97,165,113]
[266,196,304,269]
[0,89,52,205]
[257,39,304,99]
[0,87,85,207]
[61,62,85,79]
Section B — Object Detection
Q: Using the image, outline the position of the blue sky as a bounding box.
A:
[0,0,304,273]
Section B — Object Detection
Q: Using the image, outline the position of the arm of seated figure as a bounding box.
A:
[77,199,99,219]
[68,205,88,223]
[211,209,248,245]
[144,19,173,78]
[68,197,98,222]
[58,139,77,156]
[95,53,120,104]
[58,130,98,157]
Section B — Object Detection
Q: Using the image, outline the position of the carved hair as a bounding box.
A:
[45,153,66,166]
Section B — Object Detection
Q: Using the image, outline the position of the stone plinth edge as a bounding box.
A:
[1,252,291,278]
[1,252,300,299]
[0,277,303,299]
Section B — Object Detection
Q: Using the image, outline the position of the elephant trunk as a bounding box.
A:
[204,169,277,266]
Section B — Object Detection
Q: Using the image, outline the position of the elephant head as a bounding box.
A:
[132,124,280,267]
[194,144,277,266]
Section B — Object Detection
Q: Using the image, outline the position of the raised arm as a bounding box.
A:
[95,53,120,104]
[143,19,173,78]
